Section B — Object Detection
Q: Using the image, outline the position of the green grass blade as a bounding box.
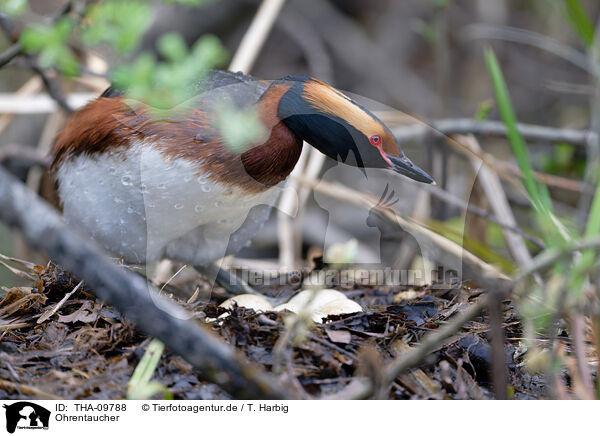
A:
[569,177,600,297]
[485,49,571,246]
[563,0,595,47]
[128,338,173,399]
[485,49,544,211]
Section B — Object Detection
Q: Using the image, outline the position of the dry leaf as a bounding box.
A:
[325,328,351,344]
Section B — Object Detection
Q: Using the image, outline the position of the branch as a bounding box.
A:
[293,174,511,283]
[337,295,491,399]
[31,65,74,114]
[228,0,287,74]
[379,235,600,392]
[0,166,293,400]
[512,235,600,283]
[382,295,491,386]
[0,3,76,113]
[0,144,51,168]
[425,181,545,249]
[393,118,594,149]
[0,42,21,68]
[463,24,590,72]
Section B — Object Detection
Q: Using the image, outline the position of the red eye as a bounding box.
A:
[369,135,381,146]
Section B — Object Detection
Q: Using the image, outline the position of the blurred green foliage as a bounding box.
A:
[486,41,600,389]
[82,0,153,54]
[562,0,595,47]
[112,33,227,109]
[15,0,230,111]
[212,100,268,151]
[430,217,516,272]
[162,0,214,5]
[0,0,26,16]
[20,17,79,75]
[474,99,494,121]
[541,143,585,178]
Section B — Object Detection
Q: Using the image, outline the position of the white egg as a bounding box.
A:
[283,289,348,313]
[219,294,273,312]
[274,289,363,324]
[317,298,363,316]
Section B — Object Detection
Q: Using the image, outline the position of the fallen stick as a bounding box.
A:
[0,166,292,400]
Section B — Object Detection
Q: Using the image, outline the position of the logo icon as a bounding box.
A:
[3,402,50,433]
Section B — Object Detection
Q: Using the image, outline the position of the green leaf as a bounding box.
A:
[112,34,227,110]
[20,18,80,76]
[475,99,493,121]
[563,0,595,47]
[157,33,188,62]
[82,0,153,54]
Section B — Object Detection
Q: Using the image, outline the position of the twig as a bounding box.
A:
[294,174,510,283]
[159,264,187,293]
[0,322,35,331]
[224,0,311,270]
[395,120,590,196]
[0,42,21,68]
[460,134,541,275]
[393,118,594,149]
[49,0,75,22]
[274,8,333,269]
[425,176,545,249]
[0,76,43,133]
[383,295,490,386]
[0,92,95,113]
[450,133,582,200]
[338,233,600,399]
[309,332,356,360]
[463,24,590,71]
[494,160,586,193]
[31,65,74,113]
[228,0,287,73]
[3,359,20,382]
[487,293,508,399]
[0,2,77,113]
[0,144,51,168]
[460,135,517,399]
[571,314,595,398]
[0,379,62,400]
[512,235,600,284]
[37,280,83,324]
[278,144,309,269]
[0,166,293,400]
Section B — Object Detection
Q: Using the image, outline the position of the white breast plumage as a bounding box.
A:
[56,140,284,266]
